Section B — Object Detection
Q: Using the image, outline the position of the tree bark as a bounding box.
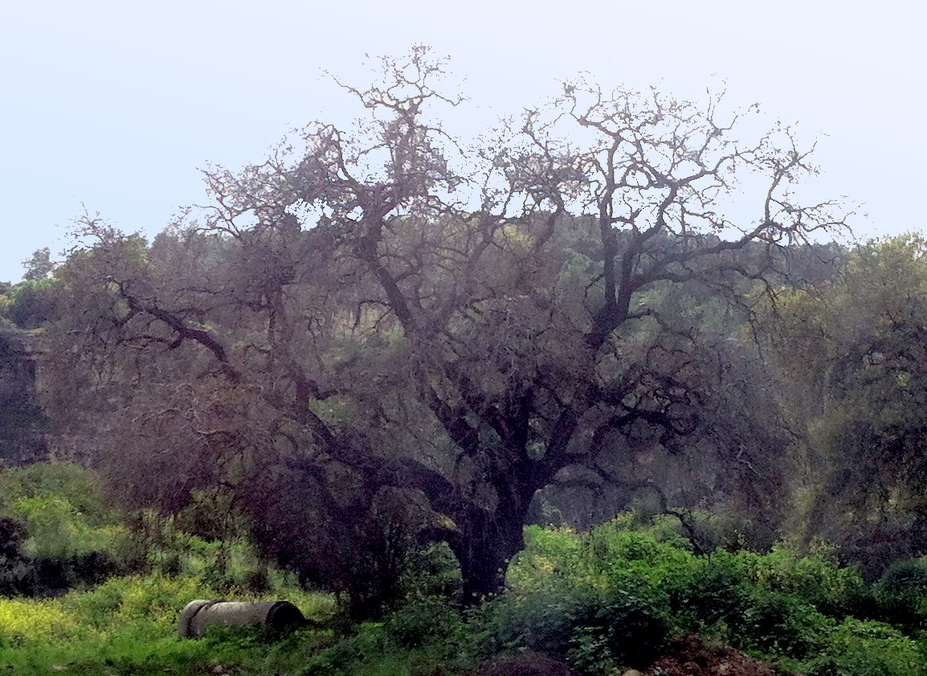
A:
[448,502,530,602]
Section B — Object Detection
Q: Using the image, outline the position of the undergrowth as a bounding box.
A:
[4,464,927,675]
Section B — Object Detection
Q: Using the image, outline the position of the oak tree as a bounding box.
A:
[43,48,846,605]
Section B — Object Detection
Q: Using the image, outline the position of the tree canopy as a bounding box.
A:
[762,236,927,575]
[29,49,848,610]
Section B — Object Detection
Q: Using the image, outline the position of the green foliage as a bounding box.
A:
[660,509,777,554]
[491,521,678,671]
[808,618,927,676]
[566,592,669,671]
[732,544,872,619]
[505,525,582,592]
[9,513,927,676]
[0,464,282,599]
[482,576,607,658]
[13,496,119,559]
[8,454,927,675]
[766,235,927,570]
[736,589,831,659]
[874,558,927,630]
[301,625,391,675]
[6,277,64,328]
[60,573,210,636]
[664,554,750,630]
[400,541,462,599]
[0,464,124,595]
[0,570,334,674]
[114,510,276,594]
[0,462,116,528]
[385,596,466,650]
[505,520,892,668]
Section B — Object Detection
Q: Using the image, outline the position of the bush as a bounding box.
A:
[482,580,602,658]
[0,463,114,527]
[506,521,882,666]
[400,541,462,600]
[740,590,831,659]
[733,545,871,620]
[567,591,668,672]
[0,597,87,648]
[507,528,571,589]
[808,617,927,676]
[386,596,465,650]
[301,624,391,675]
[58,573,198,631]
[665,555,750,631]
[874,558,927,630]
[480,573,668,673]
[0,463,126,594]
[6,278,63,329]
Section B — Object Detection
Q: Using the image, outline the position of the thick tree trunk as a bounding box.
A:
[449,501,531,603]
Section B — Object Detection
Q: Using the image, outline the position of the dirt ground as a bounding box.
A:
[473,636,789,676]
[647,635,788,676]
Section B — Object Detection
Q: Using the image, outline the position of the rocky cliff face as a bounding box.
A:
[0,325,48,465]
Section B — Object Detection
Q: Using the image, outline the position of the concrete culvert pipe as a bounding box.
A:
[178,600,306,639]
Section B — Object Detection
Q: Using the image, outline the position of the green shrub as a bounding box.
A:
[480,573,668,673]
[400,541,462,600]
[0,597,91,648]
[506,526,584,595]
[566,590,668,672]
[386,596,464,650]
[60,573,208,636]
[0,463,115,527]
[0,463,128,594]
[736,590,832,659]
[874,558,927,630]
[482,580,602,657]
[509,521,882,666]
[302,624,391,675]
[665,555,750,631]
[808,617,927,676]
[733,544,871,620]
[6,278,63,329]
[14,495,121,559]
[582,526,664,567]
[111,510,274,592]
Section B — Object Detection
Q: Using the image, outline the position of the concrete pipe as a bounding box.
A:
[178,599,306,639]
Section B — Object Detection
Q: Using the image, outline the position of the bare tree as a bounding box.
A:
[44,48,847,604]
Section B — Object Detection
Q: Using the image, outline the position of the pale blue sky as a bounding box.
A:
[1,0,923,282]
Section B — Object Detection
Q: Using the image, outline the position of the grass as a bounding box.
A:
[0,572,335,674]
[6,464,927,675]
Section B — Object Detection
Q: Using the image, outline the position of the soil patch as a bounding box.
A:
[647,635,789,676]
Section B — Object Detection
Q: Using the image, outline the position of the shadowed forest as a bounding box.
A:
[3,49,927,675]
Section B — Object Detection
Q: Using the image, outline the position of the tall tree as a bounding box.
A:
[765,236,927,574]
[42,49,846,603]
[21,248,55,282]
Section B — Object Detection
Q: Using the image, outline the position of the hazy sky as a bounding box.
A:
[1,0,923,282]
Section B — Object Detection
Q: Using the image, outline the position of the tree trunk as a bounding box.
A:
[449,501,530,603]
